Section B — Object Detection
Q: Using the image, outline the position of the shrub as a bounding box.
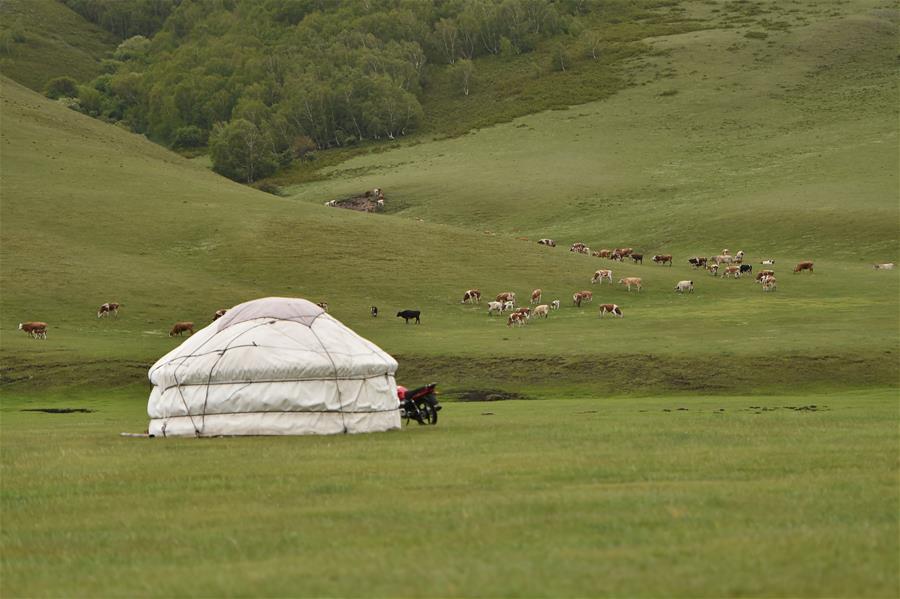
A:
[114,35,151,61]
[209,119,278,183]
[172,125,207,148]
[44,77,79,100]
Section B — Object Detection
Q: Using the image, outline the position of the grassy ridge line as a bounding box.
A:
[2,389,897,596]
[283,6,898,259]
[0,0,116,91]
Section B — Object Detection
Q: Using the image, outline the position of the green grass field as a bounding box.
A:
[2,389,898,597]
[1,0,898,596]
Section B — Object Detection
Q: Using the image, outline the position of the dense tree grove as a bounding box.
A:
[62,0,600,182]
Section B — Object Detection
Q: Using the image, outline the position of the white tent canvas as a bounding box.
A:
[147,297,400,437]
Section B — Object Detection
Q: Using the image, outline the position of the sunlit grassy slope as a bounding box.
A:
[1,0,898,397]
[0,0,116,91]
[286,2,898,260]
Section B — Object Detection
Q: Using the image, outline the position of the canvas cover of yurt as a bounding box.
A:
[147,297,400,437]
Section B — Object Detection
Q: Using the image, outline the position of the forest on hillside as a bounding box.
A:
[40,0,685,183]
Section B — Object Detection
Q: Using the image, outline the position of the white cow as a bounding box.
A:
[487,301,503,316]
[674,280,694,293]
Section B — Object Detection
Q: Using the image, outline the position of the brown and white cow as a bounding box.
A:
[688,257,708,268]
[712,254,733,265]
[734,250,745,264]
[507,312,526,327]
[598,303,623,318]
[18,321,48,339]
[762,276,777,292]
[461,289,482,304]
[550,299,561,310]
[874,263,895,270]
[610,251,624,262]
[496,291,516,305]
[707,263,719,276]
[212,308,228,321]
[652,254,673,266]
[530,289,542,304]
[578,290,593,303]
[97,302,120,318]
[538,239,556,247]
[793,261,814,274]
[756,269,775,283]
[169,322,194,337]
[592,269,613,284]
[722,265,741,279]
[616,248,634,257]
[618,277,642,292]
[598,249,612,258]
[533,304,550,318]
[570,242,587,253]
[487,301,504,316]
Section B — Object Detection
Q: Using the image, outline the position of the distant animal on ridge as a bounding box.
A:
[316,302,329,311]
[212,309,228,321]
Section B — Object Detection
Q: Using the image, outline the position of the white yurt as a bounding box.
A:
[147,297,400,437]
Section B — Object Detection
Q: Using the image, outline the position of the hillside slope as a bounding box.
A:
[285,1,898,260]
[0,0,116,91]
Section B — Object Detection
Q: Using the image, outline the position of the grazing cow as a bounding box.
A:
[756,269,775,283]
[316,302,329,312]
[550,299,561,310]
[461,289,482,304]
[712,254,733,265]
[707,263,719,276]
[97,302,120,318]
[580,246,591,256]
[652,254,673,266]
[573,292,585,307]
[500,301,514,312]
[630,253,643,264]
[674,280,694,293]
[598,249,612,258]
[570,242,587,253]
[722,265,741,279]
[578,290,593,303]
[371,306,378,318]
[793,261,814,274]
[591,250,602,258]
[734,250,745,263]
[538,239,556,247]
[873,263,895,270]
[495,292,516,305]
[531,289,542,304]
[169,322,194,337]
[610,252,624,262]
[533,304,550,318]
[397,310,421,324]
[592,269,613,284]
[740,264,752,275]
[598,303,623,318]
[212,309,228,321]
[618,277,642,292]
[616,248,634,257]
[762,276,777,292]
[18,321,48,339]
[761,259,775,265]
[688,257,708,268]
[488,301,504,316]
[507,312,526,327]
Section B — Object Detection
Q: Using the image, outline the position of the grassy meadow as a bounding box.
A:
[1,0,899,596]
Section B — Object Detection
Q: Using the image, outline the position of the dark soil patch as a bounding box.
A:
[21,408,95,414]
[451,389,527,402]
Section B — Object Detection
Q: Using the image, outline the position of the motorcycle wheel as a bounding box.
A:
[416,399,438,425]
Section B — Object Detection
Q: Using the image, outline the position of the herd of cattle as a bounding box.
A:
[14,247,896,339]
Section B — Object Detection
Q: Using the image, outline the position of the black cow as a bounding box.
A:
[397,310,420,324]
[740,264,752,274]
[630,253,643,264]
[371,306,378,318]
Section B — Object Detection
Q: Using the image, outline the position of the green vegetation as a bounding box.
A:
[2,389,897,597]
[1,0,898,595]
[0,0,116,91]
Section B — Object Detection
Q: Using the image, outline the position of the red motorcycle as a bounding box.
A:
[398,383,441,425]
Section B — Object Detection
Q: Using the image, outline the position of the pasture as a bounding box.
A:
[1,0,898,596]
[2,389,898,597]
